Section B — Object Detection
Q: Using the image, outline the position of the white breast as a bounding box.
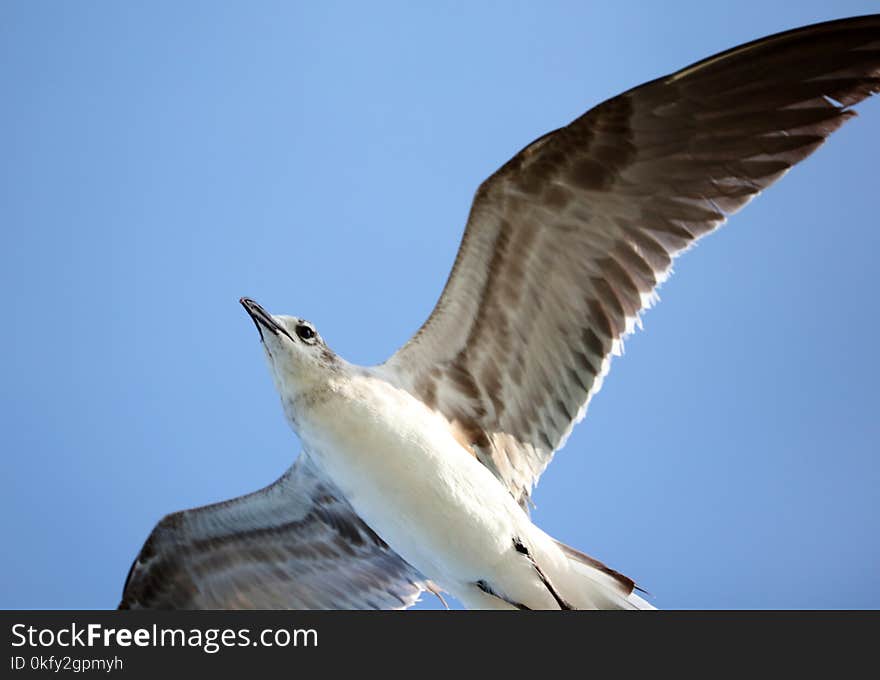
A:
[293,371,529,584]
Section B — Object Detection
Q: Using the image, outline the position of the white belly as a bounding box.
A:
[294,373,530,587]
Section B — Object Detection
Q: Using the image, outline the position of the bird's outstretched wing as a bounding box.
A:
[383,15,880,510]
[119,454,427,609]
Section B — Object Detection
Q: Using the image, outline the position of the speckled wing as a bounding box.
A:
[119,454,427,609]
[384,15,880,510]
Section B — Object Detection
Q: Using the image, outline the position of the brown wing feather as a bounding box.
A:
[385,15,880,509]
[119,454,426,609]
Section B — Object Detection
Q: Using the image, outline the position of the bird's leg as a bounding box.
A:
[474,579,531,610]
[513,537,574,610]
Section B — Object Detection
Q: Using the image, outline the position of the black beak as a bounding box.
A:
[239,297,294,342]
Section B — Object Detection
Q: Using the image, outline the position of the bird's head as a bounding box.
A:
[239,297,337,397]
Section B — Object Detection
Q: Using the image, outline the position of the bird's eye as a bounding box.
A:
[296,324,315,342]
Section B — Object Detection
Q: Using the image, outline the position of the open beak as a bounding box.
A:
[239,297,294,342]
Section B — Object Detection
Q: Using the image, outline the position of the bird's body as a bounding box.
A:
[288,363,644,609]
[296,368,522,591]
[118,14,880,610]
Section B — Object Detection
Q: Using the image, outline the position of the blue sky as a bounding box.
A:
[2,1,878,610]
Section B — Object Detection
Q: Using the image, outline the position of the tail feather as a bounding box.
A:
[552,538,657,610]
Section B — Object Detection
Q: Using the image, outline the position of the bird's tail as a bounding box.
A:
[549,537,657,610]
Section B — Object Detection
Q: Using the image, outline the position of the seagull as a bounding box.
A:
[120,15,880,610]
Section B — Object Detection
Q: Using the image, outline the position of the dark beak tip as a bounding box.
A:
[238,297,291,343]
